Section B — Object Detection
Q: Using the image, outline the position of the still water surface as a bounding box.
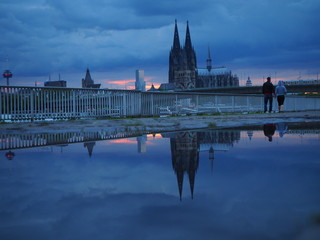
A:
[1,122,320,240]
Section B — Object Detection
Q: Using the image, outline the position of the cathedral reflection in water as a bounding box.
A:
[164,130,240,200]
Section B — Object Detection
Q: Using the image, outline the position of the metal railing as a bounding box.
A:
[1,86,320,122]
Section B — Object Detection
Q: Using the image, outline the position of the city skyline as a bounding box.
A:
[1,0,320,89]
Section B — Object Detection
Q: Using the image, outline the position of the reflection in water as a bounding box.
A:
[137,135,147,153]
[247,130,253,140]
[1,128,242,200]
[170,132,199,200]
[0,129,146,150]
[276,122,288,138]
[209,146,214,170]
[263,123,276,142]
[2,122,319,201]
[84,142,96,157]
[5,150,15,160]
[166,130,240,200]
[0,122,320,240]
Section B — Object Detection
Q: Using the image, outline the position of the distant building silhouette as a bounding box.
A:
[44,80,67,87]
[147,84,158,92]
[167,20,239,90]
[135,70,146,91]
[246,77,253,86]
[45,74,67,87]
[82,68,101,88]
[196,47,239,88]
[158,83,175,91]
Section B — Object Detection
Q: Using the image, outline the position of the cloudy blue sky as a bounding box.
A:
[1,0,319,88]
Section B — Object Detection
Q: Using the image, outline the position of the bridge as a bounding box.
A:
[181,84,319,94]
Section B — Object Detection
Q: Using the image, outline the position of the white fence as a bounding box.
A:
[1,86,319,122]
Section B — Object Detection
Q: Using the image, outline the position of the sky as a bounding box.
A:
[1,0,320,89]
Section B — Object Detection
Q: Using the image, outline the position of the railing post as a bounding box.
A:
[138,92,142,117]
[30,89,34,121]
[72,90,76,118]
[123,92,127,117]
[151,93,154,116]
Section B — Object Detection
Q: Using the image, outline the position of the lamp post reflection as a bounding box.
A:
[5,151,15,160]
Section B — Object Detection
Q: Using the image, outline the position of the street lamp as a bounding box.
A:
[3,70,13,86]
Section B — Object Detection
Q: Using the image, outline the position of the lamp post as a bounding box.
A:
[3,70,13,86]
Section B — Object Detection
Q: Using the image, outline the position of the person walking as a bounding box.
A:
[275,80,287,112]
[262,77,275,113]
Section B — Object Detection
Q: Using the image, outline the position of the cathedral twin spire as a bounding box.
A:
[184,21,193,51]
[169,20,197,88]
[172,20,193,51]
[172,19,181,53]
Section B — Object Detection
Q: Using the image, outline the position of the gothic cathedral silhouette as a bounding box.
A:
[168,20,239,90]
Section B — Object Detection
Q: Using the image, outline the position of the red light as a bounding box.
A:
[3,71,12,79]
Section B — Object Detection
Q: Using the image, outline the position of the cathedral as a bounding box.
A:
[168,20,197,89]
[168,20,239,90]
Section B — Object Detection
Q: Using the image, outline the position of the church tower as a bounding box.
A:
[168,20,197,89]
[82,68,101,89]
[184,21,197,72]
[169,20,182,84]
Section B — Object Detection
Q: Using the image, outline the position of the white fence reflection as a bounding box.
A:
[1,86,320,122]
[0,129,146,150]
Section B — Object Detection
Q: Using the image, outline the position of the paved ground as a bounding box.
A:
[1,110,320,134]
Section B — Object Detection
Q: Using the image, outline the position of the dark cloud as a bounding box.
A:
[0,0,319,86]
[126,0,212,17]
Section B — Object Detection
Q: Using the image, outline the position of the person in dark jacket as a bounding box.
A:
[262,77,275,113]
